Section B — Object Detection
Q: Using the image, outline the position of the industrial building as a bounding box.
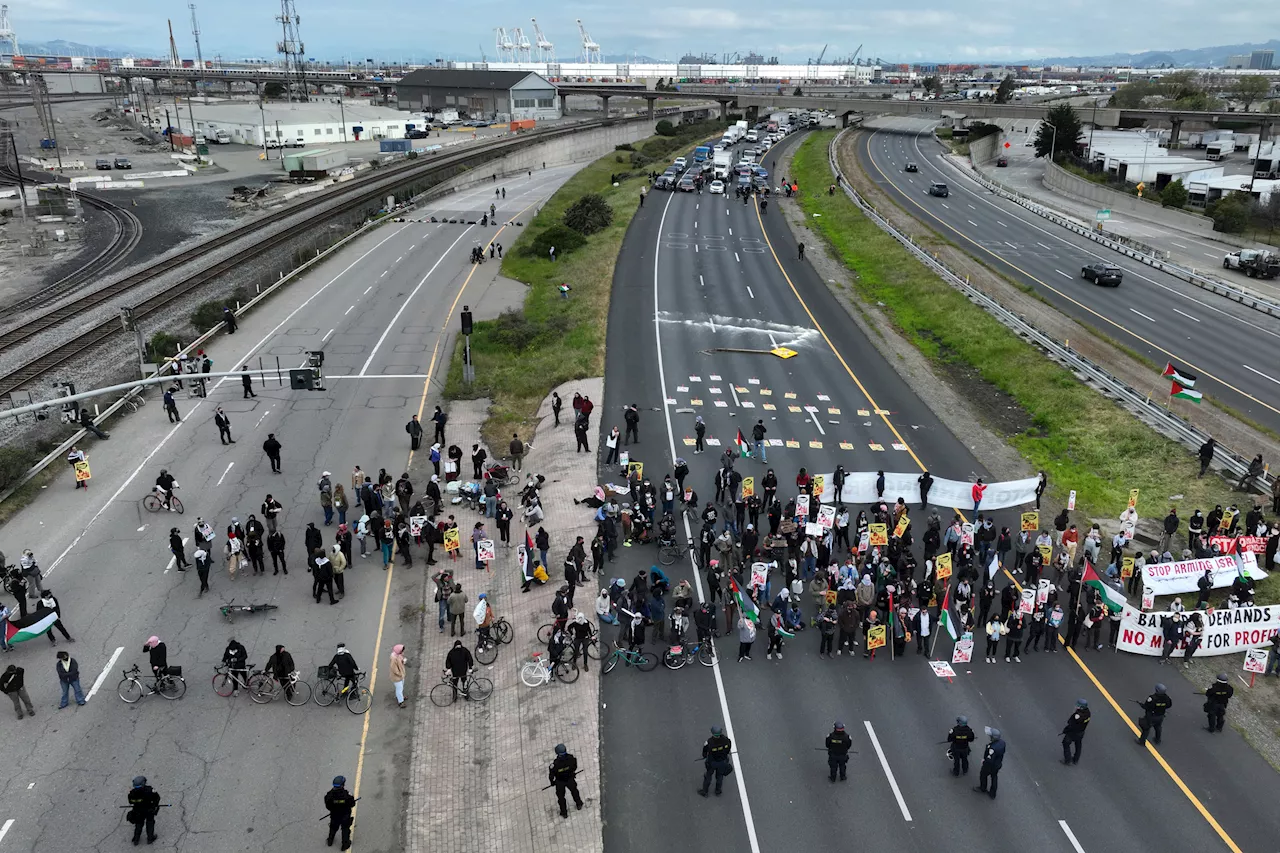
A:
[393,69,560,121]
[1225,50,1274,70]
[148,99,416,147]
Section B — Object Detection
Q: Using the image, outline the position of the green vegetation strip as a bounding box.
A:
[792,130,1253,575]
[444,120,725,451]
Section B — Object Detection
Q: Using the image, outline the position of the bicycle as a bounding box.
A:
[118,664,187,702]
[219,600,280,623]
[520,651,580,687]
[313,667,372,714]
[142,486,184,514]
[537,618,598,646]
[429,670,494,706]
[252,670,313,706]
[123,392,147,414]
[662,637,717,670]
[603,645,659,674]
[212,662,265,698]
[659,539,691,566]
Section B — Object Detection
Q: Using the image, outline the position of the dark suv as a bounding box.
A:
[1081,263,1123,286]
[927,182,949,197]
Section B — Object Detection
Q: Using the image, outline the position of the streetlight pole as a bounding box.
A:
[1049,122,1059,162]
[338,97,347,142]
[258,97,269,159]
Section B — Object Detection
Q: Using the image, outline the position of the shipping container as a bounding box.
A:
[300,150,348,172]
[284,149,330,171]
[1206,141,1230,161]
[509,119,536,132]
[380,139,412,153]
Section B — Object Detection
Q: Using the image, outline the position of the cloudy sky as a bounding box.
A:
[17,0,1276,62]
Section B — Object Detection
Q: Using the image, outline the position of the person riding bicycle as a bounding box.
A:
[265,644,296,700]
[444,639,473,698]
[548,623,569,665]
[155,469,178,510]
[657,513,677,547]
[329,642,360,696]
[143,636,168,690]
[473,593,494,647]
[222,637,249,695]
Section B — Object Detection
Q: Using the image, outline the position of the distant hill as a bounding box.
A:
[15,38,155,58]
[1040,39,1280,68]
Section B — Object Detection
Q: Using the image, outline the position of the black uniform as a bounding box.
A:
[947,724,975,775]
[324,784,355,849]
[1205,680,1234,732]
[976,737,1005,799]
[548,751,583,817]
[825,727,853,781]
[699,732,734,796]
[1137,691,1173,745]
[127,783,161,844]
[1061,706,1091,764]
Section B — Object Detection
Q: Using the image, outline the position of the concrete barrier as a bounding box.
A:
[1042,160,1216,236]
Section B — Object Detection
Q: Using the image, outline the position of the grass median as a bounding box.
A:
[444,120,725,452]
[790,130,1265,593]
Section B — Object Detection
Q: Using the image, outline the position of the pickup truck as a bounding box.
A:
[1223,249,1280,279]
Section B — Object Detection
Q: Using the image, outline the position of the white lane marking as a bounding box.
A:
[1037,242,1053,250]
[164,536,190,573]
[1130,308,1157,323]
[328,374,428,380]
[729,227,733,235]
[807,410,826,435]
[709,316,717,334]
[730,386,741,407]
[409,244,416,250]
[253,408,272,429]
[652,188,762,853]
[364,285,373,294]
[345,305,355,315]
[85,646,125,702]
[1004,241,1018,249]
[747,286,755,299]
[699,275,705,287]
[997,220,1008,227]
[42,223,411,579]
[768,333,779,348]
[864,721,913,821]
[694,221,697,229]
[359,226,475,375]
[1170,241,1188,249]
[0,819,13,844]
[695,244,699,253]
[216,462,234,486]
[1055,269,1073,278]
[968,204,976,210]
[1059,820,1086,853]
[1172,308,1201,323]
[1203,252,1218,259]
[941,203,950,209]
[735,252,741,262]
[379,270,387,277]
[322,328,335,342]
[1243,364,1280,385]
[967,219,978,227]
[395,255,403,263]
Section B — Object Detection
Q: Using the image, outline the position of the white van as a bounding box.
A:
[745,129,758,142]
[214,130,232,144]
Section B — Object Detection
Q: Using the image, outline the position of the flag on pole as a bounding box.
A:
[1082,561,1128,614]
[938,587,958,641]
[3,608,58,645]
[987,552,1000,580]
[735,428,750,457]
[1170,381,1202,403]
[729,575,759,624]
[1161,362,1197,388]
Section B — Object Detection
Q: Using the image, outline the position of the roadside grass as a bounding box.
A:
[444,122,724,452]
[792,130,1248,539]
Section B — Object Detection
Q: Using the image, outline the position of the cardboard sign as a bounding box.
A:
[1038,544,1053,564]
[627,461,644,480]
[935,553,953,581]
[796,494,810,519]
[893,515,909,538]
[741,476,755,498]
[952,639,973,664]
[1121,556,1135,579]
[805,522,824,537]
[443,527,461,552]
[811,475,825,497]
[1244,648,1269,674]
[618,451,629,467]
[816,505,836,530]
[961,522,974,547]
[477,539,496,562]
[1036,579,1051,606]
[1141,586,1154,611]
[869,523,888,547]
[197,521,215,542]
[930,661,957,678]
[1219,509,1236,533]
[73,460,91,482]
[1128,488,1140,510]
[1019,588,1035,615]
[409,515,430,537]
[1020,511,1039,533]
[866,624,887,651]
[857,531,870,554]
[1068,489,1077,511]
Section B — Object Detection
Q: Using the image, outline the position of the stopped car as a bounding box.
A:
[95,158,112,170]
[996,156,1008,167]
[709,180,725,194]
[653,175,675,190]
[113,157,132,169]
[1081,262,1123,286]
[406,129,429,139]
[678,175,697,192]
[673,157,687,170]
[927,181,949,197]
[905,162,919,172]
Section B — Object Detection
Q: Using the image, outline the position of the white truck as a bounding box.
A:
[713,150,733,180]
[431,108,461,126]
[214,129,232,144]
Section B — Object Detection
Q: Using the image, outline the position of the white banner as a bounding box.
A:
[1117,606,1280,656]
[818,472,1040,510]
[1142,554,1266,597]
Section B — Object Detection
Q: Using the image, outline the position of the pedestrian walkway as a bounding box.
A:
[407,378,605,853]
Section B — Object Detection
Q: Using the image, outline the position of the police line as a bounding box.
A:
[1140,553,1267,597]
[816,472,1040,510]
[1117,605,1280,656]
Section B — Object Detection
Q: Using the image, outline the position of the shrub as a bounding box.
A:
[1160,179,1188,209]
[655,119,676,137]
[614,142,634,151]
[1207,193,1250,233]
[146,331,184,364]
[520,223,586,259]
[191,287,250,332]
[562,193,614,235]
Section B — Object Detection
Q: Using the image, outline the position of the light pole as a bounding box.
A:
[1048,121,1059,162]
[338,97,347,143]
[258,97,269,159]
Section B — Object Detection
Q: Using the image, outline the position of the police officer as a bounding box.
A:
[698,725,733,797]
[324,775,355,850]
[1061,698,1091,765]
[973,729,1005,800]
[825,721,852,782]
[1204,673,1234,733]
[548,744,583,817]
[947,715,975,776]
[1137,683,1173,746]
[127,775,161,845]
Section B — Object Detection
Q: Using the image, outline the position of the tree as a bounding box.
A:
[654,119,676,137]
[982,71,995,81]
[921,75,943,97]
[1160,179,1188,209]
[1033,104,1083,161]
[263,81,286,99]
[994,74,1015,104]
[1234,75,1270,111]
[1206,193,1251,233]
[563,193,614,235]
[1158,70,1202,102]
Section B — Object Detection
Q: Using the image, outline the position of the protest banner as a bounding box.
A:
[816,505,836,530]
[796,494,810,519]
[857,531,870,554]
[1121,556,1135,579]
[805,522,823,537]
[1067,490,1076,511]
[627,461,644,480]
[1035,579,1051,606]
[866,625,886,651]
[742,476,755,498]
[1243,648,1268,674]
[409,516,430,538]
[961,522,974,547]
[1128,489,1140,510]
[1020,511,1039,533]
[893,515,909,538]
[1038,544,1052,564]
[443,527,461,552]
[935,553,953,582]
[1141,587,1155,610]
[1018,589,1035,615]
[1117,605,1280,656]
[868,523,888,547]
[812,475,824,498]
[1219,508,1236,533]
[952,639,973,664]
[1210,536,1266,555]
[477,539,496,562]
[930,661,957,679]
[817,472,1040,509]
[1142,554,1266,596]
[74,460,91,482]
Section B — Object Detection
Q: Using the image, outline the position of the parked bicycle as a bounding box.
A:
[603,646,658,674]
[429,670,494,706]
[252,670,313,706]
[212,662,263,697]
[118,664,187,702]
[537,618,598,646]
[474,617,515,665]
[219,600,280,623]
[520,651,579,687]
[663,638,717,669]
[142,485,183,514]
[313,667,372,714]
[658,539,691,567]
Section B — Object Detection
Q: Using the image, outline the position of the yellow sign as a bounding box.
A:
[628,461,644,479]
[742,476,755,498]
[1038,544,1053,563]
[808,440,823,449]
[812,475,824,497]
[1121,556,1135,579]
[770,347,798,359]
[893,515,909,538]
[839,441,854,450]
[935,552,953,581]
[869,523,889,547]
[866,624,887,651]
[762,404,776,411]
[785,440,800,449]
[1219,509,1235,533]
[73,460,91,482]
[1020,511,1039,533]
[1128,488,1139,510]
[443,527,461,553]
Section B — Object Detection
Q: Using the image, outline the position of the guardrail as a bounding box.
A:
[830,128,1274,494]
[951,156,1280,319]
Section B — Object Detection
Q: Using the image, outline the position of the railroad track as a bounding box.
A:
[0,116,617,398]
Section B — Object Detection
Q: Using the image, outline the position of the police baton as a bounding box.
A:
[316,798,360,821]
[540,770,585,791]
[119,804,172,808]
[692,751,739,761]
[812,747,858,753]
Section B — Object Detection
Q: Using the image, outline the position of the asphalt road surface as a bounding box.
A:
[599,129,1272,853]
[855,120,1280,435]
[0,168,574,853]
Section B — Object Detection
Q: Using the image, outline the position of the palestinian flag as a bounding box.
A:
[729,575,759,624]
[1082,561,1127,614]
[735,428,750,457]
[4,608,58,645]
[938,587,958,641]
[1162,362,1197,388]
[1171,381,1202,403]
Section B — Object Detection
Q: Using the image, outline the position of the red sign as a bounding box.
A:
[1209,536,1267,555]
[1004,141,1011,148]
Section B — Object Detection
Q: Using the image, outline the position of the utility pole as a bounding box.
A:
[1,126,28,224]
[276,0,307,102]
[461,306,475,384]
[189,3,205,99]
[258,97,269,159]
[165,108,174,150]
[338,97,347,142]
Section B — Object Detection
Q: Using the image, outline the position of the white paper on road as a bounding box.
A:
[1141,554,1267,596]
[818,472,1041,510]
[1117,605,1280,656]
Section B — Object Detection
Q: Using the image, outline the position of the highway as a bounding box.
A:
[0,169,573,853]
[853,119,1280,434]
[599,128,1273,853]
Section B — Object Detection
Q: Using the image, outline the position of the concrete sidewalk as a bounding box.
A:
[407,378,605,853]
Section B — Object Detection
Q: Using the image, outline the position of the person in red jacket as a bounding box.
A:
[972,479,987,512]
